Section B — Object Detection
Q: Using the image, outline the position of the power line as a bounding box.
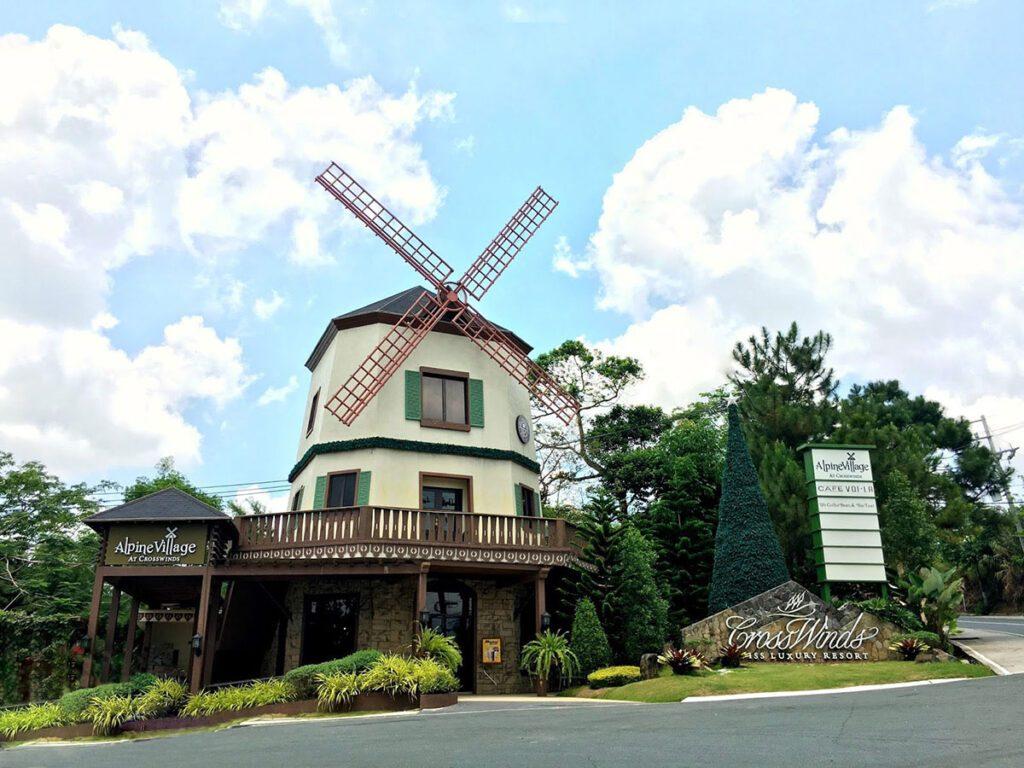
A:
[979,415,1024,554]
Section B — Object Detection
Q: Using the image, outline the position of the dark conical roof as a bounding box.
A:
[305,286,531,371]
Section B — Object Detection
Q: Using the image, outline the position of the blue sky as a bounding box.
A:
[2,1,1023,508]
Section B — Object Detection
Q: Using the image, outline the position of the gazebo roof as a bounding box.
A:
[83,487,230,528]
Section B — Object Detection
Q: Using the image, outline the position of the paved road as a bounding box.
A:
[6,675,1024,768]
[956,615,1024,674]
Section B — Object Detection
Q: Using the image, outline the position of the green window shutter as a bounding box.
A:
[468,378,484,427]
[356,471,372,506]
[312,475,327,509]
[513,484,523,516]
[405,371,422,420]
[533,490,541,518]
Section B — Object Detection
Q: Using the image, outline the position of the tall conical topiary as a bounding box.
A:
[707,403,789,613]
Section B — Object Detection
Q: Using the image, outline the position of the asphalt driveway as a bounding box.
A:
[956,615,1024,674]
[6,675,1023,768]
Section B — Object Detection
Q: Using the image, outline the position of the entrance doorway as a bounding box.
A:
[301,593,358,665]
[423,579,475,692]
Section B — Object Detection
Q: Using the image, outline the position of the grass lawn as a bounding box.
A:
[561,661,992,703]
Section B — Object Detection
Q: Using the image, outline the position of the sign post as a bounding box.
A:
[799,443,887,602]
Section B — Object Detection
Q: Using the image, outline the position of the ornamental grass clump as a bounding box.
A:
[359,654,419,698]
[658,647,706,675]
[413,657,459,694]
[414,628,463,671]
[315,671,361,712]
[132,678,188,719]
[85,694,136,736]
[0,703,70,741]
[181,679,296,718]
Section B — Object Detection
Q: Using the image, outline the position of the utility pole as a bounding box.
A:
[979,415,1024,555]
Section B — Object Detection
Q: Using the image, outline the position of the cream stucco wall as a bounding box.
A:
[289,323,541,516]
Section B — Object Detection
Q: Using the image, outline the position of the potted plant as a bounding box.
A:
[519,630,579,696]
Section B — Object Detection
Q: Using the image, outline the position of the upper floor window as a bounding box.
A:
[327,471,357,508]
[291,486,304,511]
[421,369,468,429]
[422,486,464,512]
[306,388,320,436]
[519,484,537,517]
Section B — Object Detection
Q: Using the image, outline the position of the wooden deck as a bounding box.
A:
[228,506,581,568]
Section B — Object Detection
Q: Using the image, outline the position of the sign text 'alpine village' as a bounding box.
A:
[103,524,208,566]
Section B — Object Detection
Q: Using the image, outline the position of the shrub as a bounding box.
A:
[0,703,70,741]
[283,649,382,698]
[890,636,930,661]
[412,658,459,694]
[58,680,137,722]
[359,654,419,698]
[605,526,669,663]
[570,598,612,676]
[903,566,964,644]
[520,630,579,685]
[658,647,706,675]
[892,630,942,649]
[586,666,641,689]
[414,628,463,671]
[315,672,361,712]
[718,643,749,669]
[850,598,923,632]
[85,694,136,736]
[133,678,188,719]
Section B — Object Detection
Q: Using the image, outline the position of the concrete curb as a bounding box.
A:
[681,677,968,703]
[952,641,1012,676]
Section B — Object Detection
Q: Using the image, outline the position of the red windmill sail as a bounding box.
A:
[315,162,578,427]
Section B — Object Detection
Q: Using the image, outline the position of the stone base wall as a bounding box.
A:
[681,581,900,663]
[273,575,531,694]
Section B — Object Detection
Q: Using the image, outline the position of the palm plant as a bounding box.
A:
[519,630,579,696]
[903,565,964,644]
[414,627,463,671]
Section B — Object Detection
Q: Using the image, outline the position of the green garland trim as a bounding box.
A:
[289,437,540,481]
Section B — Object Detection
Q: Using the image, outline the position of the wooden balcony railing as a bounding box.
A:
[231,506,580,562]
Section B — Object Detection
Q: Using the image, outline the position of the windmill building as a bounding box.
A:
[79,164,583,695]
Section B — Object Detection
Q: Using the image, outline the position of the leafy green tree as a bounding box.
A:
[0,452,110,702]
[123,457,222,510]
[879,470,936,577]
[708,404,790,613]
[637,402,725,626]
[605,525,669,662]
[569,597,612,675]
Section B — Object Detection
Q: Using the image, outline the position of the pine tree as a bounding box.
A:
[707,404,790,613]
[557,490,620,624]
[569,597,612,675]
[605,525,669,663]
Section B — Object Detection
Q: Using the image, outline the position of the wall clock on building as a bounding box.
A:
[515,415,531,444]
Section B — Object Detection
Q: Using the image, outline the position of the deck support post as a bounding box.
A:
[120,597,140,682]
[190,569,214,693]
[80,570,105,688]
[100,583,121,683]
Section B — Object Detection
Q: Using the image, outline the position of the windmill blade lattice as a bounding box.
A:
[459,187,558,301]
[449,304,578,425]
[317,161,579,427]
[316,163,454,290]
[324,290,450,425]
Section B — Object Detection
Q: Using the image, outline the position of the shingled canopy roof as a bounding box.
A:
[83,487,230,529]
[305,286,533,372]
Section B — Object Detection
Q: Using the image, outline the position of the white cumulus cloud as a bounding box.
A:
[0,24,451,476]
[253,290,286,320]
[583,89,1024,457]
[257,375,299,406]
